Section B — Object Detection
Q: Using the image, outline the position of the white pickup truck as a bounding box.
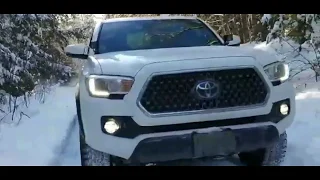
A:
[65,16,295,166]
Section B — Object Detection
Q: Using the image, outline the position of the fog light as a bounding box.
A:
[280,104,289,115]
[104,119,120,134]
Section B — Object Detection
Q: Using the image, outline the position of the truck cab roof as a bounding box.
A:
[101,16,198,24]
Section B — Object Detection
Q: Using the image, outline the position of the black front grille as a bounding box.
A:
[140,68,268,114]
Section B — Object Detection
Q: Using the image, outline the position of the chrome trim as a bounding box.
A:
[136,66,271,118]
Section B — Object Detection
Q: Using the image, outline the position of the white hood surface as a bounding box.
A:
[94,46,276,77]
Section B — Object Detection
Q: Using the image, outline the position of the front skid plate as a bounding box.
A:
[129,125,279,163]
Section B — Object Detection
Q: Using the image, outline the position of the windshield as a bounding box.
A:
[96,19,223,54]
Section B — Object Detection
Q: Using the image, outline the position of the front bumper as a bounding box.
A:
[79,59,295,159]
[82,96,294,160]
[128,125,279,163]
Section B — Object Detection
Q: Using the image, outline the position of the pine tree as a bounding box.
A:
[0,14,91,98]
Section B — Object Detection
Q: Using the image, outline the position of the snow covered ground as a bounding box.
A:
[0,86,77,166]
[1,41,320,166]
[283,88,320,166]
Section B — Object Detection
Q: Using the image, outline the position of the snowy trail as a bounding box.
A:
[57,120,81,166]
[50,116,79,166]
[0,86,76,166]
[282,90,320,166]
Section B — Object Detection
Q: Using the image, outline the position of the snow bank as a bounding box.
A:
[0,86,76,165]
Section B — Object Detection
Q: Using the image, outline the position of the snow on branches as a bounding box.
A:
[0,14,94,122]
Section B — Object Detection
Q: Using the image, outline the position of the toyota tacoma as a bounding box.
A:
[65,16,295,166]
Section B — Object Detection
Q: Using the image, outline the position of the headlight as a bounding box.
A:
[86,75,134,98]
[263,62,289,82]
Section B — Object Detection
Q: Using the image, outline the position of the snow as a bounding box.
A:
[242,39,319,87]
[93,14,105,22]
[1,40,320,166]
[0,85,76,165]
[261,14,272,24]
[284,88,320,165]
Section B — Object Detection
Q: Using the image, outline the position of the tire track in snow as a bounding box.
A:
[48,115,77,166]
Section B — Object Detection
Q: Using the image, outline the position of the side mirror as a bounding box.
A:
[225,35,241,46]
[223,34,233,42]
[65,44,89,59]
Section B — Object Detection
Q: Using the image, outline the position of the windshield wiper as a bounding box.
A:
[207,40,220,46]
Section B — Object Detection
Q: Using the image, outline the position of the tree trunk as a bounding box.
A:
[240,14,250,43]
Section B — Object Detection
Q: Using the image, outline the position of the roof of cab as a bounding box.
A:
[101,16,198,24]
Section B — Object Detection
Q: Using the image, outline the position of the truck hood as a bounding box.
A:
[94,46,277,77]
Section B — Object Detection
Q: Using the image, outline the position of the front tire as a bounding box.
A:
[79,130,111,166]
[79,131,142,166]
[238,131,287,166]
